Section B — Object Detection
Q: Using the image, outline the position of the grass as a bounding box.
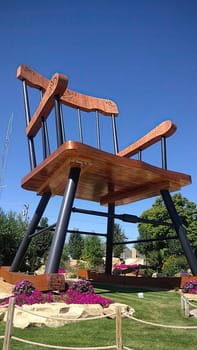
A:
[0,283,197,350]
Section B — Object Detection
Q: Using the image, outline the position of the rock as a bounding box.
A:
[190,309,197,318]
[3,302,69,329]
[0,307,7,321]
[0,292,11,303]
[34,265,45,275]
[81,304,104,318]
[0,278,13,294]
[2,302,134,329]
[104,302,135,319]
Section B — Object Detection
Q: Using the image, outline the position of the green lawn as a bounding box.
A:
[0,283,197,350]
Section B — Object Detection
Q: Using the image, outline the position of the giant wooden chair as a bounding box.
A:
[9,64,197,278]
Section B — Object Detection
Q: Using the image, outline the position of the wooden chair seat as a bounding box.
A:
[22,140,191,205]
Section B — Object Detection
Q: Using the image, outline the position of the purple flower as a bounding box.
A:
[0,279,113,308]
[70,280,94,294]
[65,288,113,307]
[183,280,197,294]
[13,280,35,296]
[58,269,67,274]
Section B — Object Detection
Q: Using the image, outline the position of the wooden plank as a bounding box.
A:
[17,64,119,116]
[100,181,171,205]
[118,120,177,157]
[21,141,191,205]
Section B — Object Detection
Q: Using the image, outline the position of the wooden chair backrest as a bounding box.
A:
[17,64,119,170]
[17,65,118,115]
[17,64,177,173]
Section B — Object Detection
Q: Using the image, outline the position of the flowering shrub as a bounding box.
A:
[2,290,68,306]
[113,263,140,277]
[1,279,113,308]
[13,280,35,296]
[70,279,94,294]
[114,264,139,270]
[58,269,67,274]
[65,288,113,307]
[182,280,197,294]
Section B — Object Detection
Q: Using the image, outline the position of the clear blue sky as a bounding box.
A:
[0,0,197,244]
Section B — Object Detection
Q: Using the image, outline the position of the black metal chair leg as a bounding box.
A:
[10,191,51,272]
[161,189,197,275]
[45,167,81,273]
[105,203,115,275]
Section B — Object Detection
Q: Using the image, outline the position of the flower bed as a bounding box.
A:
[1,279,114,308]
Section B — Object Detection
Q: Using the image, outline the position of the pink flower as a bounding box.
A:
[0,279,113,308]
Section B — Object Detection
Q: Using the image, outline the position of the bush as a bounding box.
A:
[65,288,113,307]
[162,255,188,276]
[70,279,94,293]
[13,280,35,296]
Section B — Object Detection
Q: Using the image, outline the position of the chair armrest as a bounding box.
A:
[26,73,68,137]
[117,120,177,158]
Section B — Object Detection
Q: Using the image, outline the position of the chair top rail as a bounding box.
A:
[118,120,177,158]
[17,64,119,116]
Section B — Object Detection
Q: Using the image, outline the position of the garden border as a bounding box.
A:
[78,270,197,290]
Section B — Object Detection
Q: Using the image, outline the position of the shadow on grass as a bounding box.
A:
[92,281,165,295]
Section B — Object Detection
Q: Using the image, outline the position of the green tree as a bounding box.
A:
[59,243,69,269]
[135,193,197,273]
[82,235,104,269]
[0,208,26,266]
[68,231,84,259]
[162,255,188,276]
[26,217,53,272]
[113,223,127,258]
[0,208,53,272]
